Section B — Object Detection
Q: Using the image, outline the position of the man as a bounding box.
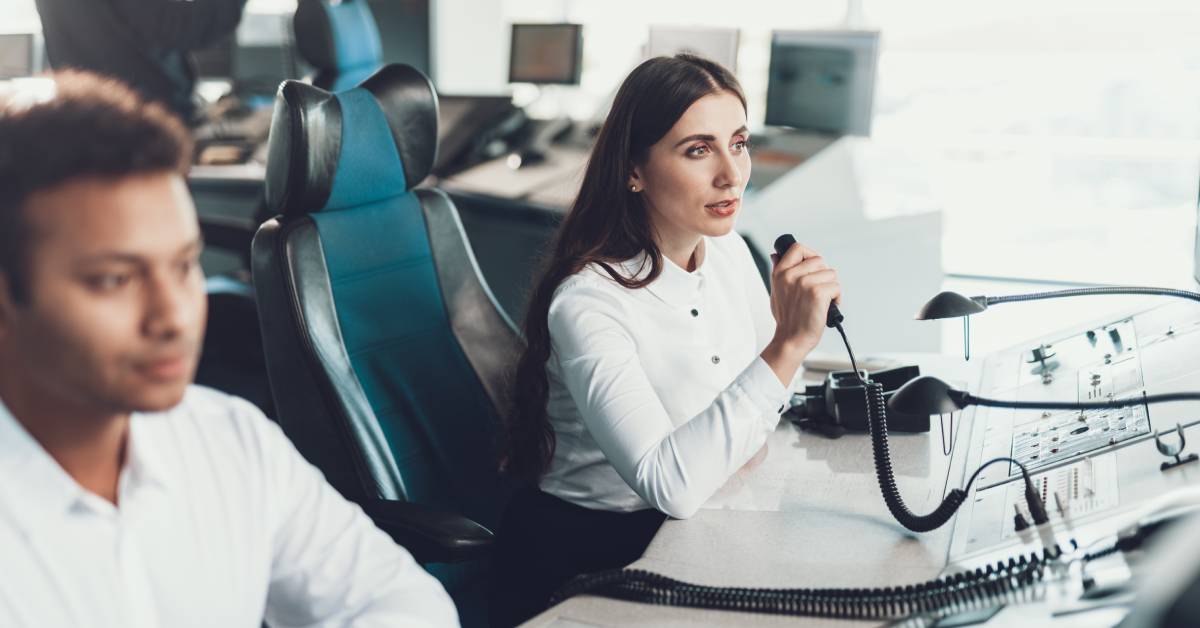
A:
[34,0,248,121]
[0,70,458,627]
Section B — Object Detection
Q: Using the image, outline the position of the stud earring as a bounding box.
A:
[630,184,640,192]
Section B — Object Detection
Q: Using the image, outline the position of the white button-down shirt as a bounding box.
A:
[0,386,458,628]
[539,233,792,519]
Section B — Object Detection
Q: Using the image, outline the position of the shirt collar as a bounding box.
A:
[0,396,86,534]
[0,396,173,535]
[124,413,172,492]
[620,238,709,308]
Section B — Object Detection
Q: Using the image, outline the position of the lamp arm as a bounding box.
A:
[985,287,1200,307]
[964,391,1200,411]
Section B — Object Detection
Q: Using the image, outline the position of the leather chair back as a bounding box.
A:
[252,64,520,624]
[293,0,383,92]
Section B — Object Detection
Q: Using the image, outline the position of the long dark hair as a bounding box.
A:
[503,54,747,482]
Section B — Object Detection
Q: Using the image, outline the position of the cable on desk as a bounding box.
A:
[835,321,1044,533]
[553,545,1066,621]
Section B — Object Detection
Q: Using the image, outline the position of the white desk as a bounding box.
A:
[522,354,978,628]
[440,144,589,209]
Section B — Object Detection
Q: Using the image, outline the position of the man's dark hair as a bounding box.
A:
[0,69,192,303]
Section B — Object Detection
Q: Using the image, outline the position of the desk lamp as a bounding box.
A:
[918,287,1200,360]
[890,375,1200,416]
[889,377,1200,474]
[907,284,1200,410]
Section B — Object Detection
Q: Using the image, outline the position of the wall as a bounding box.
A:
[431,0,507,94]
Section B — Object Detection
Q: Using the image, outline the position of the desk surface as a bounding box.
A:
[522,354,978,627]
[189,162,268,183]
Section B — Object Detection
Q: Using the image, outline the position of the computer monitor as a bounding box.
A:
[508,23,583,85]
[434,94,521,175]
[764,30,879,136]
[366,0,431,77]
[646,26,739,73]
[193,34,235,80]
[231,11,299,98]
[0,33,37,79]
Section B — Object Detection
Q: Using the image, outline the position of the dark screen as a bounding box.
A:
[764,32,878,136]
[508,23,582,85]
[192,34,235,79]
[366,0,431,76]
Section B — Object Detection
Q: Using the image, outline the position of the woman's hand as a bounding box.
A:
[760,242,841,385]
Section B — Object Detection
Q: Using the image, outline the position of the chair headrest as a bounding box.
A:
[293,0,382,73]
[264,64,439,217]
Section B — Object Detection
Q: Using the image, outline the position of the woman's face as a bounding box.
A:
[631,91,751,253]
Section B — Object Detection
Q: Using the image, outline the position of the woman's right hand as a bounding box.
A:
[760,242,841,384]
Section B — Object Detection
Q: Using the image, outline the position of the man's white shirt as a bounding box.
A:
[539,232,793,519]
[0,386,458,627]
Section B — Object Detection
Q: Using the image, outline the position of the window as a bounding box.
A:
[502,0,1200,286]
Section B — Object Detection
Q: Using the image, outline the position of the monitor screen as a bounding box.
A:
[231,12,299,98]
[646,26,739,73]
[366,0,431,76]
[508,23,582,85]
[193,34,235,80]
[434,94,519,175]
[0,33,34,79]
[765,30,879,136]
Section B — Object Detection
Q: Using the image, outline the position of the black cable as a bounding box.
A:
[862,377,968,532]
[552,545,1066,620]
[966,391,1200,411]
[835,323,861,377]
[940,413,954,457]
[833,322,1048,531]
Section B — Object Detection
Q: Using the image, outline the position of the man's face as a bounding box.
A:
[0,172,206,415]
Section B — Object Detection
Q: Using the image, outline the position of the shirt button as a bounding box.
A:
[711,355,721,364]
[691,308,699,317]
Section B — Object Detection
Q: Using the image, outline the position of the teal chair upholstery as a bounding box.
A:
[293,0,383,92]
[252,64,520,626]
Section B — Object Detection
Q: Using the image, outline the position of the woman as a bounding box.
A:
[492,54,840,625]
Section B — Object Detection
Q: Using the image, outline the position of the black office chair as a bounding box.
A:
[292,0,384,92]
[251,64,520,626]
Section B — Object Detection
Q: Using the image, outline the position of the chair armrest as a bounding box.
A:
[361,499,495,564]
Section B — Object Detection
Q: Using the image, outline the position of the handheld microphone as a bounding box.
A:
[773,234,844,328]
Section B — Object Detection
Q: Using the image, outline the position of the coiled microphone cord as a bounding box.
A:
[553,545,1065,620]
[833,322,968,531]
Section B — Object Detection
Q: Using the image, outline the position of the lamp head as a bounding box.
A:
[889,375,969,415]
[916,291,987,320]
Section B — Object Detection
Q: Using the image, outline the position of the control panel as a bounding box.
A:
[947,300,1200,564]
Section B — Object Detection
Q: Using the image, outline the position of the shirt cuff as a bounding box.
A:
[737,357,794,423]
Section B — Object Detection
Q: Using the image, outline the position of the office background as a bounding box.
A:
[4,0,1200,349]
[6,3,1200,625]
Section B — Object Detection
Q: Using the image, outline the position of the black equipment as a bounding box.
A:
[554,544,1066,621]
[788,364,930,438]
